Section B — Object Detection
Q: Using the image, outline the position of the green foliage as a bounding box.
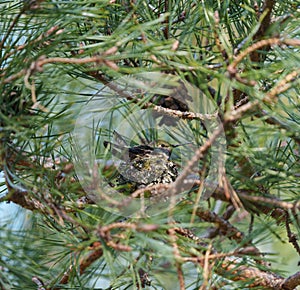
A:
[0,0,299,289]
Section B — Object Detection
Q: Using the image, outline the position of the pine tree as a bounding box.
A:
[0,0,299,289]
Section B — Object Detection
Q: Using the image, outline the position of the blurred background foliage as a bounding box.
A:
[0,0,299,289]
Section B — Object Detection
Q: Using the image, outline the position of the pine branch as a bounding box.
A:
[0,1,299,289]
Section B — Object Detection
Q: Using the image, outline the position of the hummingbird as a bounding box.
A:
[103,132,179,193]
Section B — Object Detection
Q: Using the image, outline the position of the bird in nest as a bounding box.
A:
[103,131,180,194]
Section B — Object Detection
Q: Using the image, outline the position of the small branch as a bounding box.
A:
[3,166,49,212]
[265,69,300,102]
[213,11,228,60]
[97,222,159,252]
[173,230,286,289]
[285,211,300,256]
[217,258,284,289]
[281,271,300,290]
[1,153,77,212]
[3,55,217,122]
[189,181,300,223]
[238,193,300,212]
[228,38,300,74]
[149,105,219,121]
[2,26,64,63]
[224,66,300,121]
[162,0,169,39]
[184,250,300,289]
[250,0,276,63]
[196,207,244,242]
[53,246,103,289]
[199,243,213,290]
[256,0,275,36]
[163,125,224,200]
[99,222,158,233]
[183,249,286,289]
[228,38,279,73]
[91,70,218,121]
[3,47,119,84]
[167,228,185,290]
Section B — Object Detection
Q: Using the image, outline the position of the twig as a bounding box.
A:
[228,38,300,74]
[1,26,64,62]
[97,222,158,252]
[99,222,158,233]
[250,0,276,63]
[266,69,300,102]
[92,71,218,121]
[285,211,300,256]
[184,248,300,289]
[183,247,262,264]
[167,228,185,290]
[196,207,244,242]
[281,271,300,290]
[238,193,300,211]
[53,247,103,289]
[190,165,207,224]
[162,0,169,39]
[213,11,228,60]
[164,125,224,200]
[199,243,213,290]
[217,257,283,289]
[185,180,300,222]
[174,226,273,288]
[3,47,119,84]
[149,105,218,121]
[171,230,283,288]
[224,66,300,126]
